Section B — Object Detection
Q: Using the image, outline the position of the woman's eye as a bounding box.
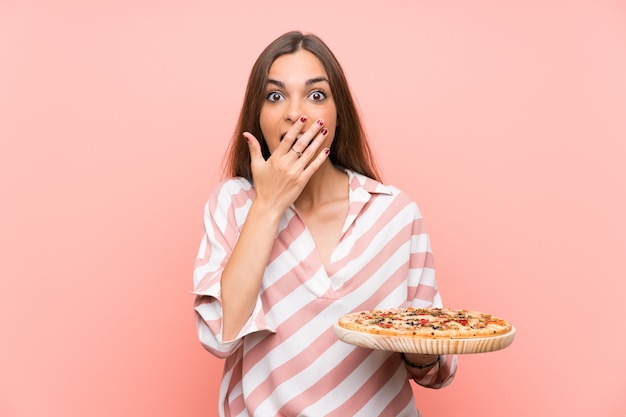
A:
[308,90,327,102]
[266,92,285,102]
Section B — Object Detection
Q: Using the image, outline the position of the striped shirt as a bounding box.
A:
[193,169,457,417]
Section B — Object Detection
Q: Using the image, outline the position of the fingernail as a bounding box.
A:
[324,148,330,155]
[243,135,249,142]
[317,119,324,126]
[321,128,328,135]
[300,116,307,123]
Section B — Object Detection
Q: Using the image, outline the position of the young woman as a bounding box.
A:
[193,31,457,417]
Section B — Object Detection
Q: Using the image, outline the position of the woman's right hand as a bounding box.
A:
[243,115,330,213]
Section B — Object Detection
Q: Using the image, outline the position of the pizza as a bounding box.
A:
[337,307,512,339]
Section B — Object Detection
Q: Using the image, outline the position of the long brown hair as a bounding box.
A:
[223,31,381,182]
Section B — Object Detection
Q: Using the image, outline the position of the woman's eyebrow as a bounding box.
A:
[305,76,329,86]
[266,77,329,88]
[267,79,285,88]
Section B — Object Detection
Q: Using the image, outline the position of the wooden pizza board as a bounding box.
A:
[333,324,516,355]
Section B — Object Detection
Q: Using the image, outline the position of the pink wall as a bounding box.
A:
[1,1,625,416]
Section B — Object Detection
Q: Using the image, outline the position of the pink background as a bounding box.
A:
[1,0,625,416]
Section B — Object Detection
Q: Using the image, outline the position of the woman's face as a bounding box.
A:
[259,49,337,154]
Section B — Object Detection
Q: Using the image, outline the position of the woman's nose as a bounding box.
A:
[284,100,303,123]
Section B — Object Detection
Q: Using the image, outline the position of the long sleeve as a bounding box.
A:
[192,178,272,358]
[405,203,458,388]
[411,354,458,388]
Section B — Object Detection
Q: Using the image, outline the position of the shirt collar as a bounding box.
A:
[345,169,393,197]
[340,170,392,236]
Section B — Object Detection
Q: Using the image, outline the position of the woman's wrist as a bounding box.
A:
[401,353,439,370]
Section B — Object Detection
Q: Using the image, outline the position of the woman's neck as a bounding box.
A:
[295,162,348,210]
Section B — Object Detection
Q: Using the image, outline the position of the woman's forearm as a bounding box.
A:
[220,200,284,341]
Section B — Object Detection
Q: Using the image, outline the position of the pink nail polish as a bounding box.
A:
[300,116,307,123]
[317,119,324,126]
[321,128,328,135]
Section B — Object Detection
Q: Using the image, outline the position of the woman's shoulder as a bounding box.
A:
[210,176,254,194]
[382,183,421,214]
[207,177,255,207]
